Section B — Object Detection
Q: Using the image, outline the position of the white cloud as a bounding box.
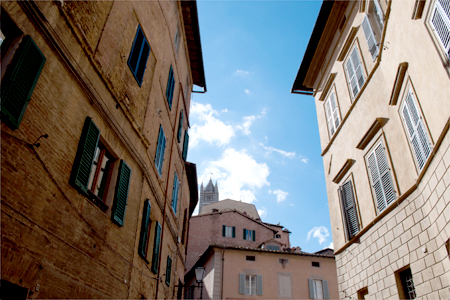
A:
[235,70,249,76]
[199,148,270,203]
[259,143,296,159]
[258,207,267,219]
[272,189,289,203]
[189,101,234,147]
[236,115,256,135]
[326,242,334,250]
[307,226,330,245]
[289,203,295,207]
[244,89,250,94]
[301,157,309,164]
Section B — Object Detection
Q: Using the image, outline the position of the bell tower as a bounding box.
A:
[199,178,219,212]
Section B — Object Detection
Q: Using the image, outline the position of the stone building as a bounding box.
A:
[1,0,205,298]
[199,178,219,211]
[292,0,450,299]
[184,245,339,300]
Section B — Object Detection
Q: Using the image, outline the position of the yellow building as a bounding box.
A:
[1,1,204,298]
[293,0,450,299]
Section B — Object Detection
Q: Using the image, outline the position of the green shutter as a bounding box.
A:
[252,230,255,241]
[309,279,315,299]
[171,173,179,214]
[177,111,183,142]
[151,221,162,274]
[222,225,226,237]
[138,200,151,261]
[70,117,100,195]
[1,35,46,130]
[232,226,236,238]
[243,229,247,240]
[182,131,189,161]
[111,160,132,227]
[165,256,172,285]
[155,126,166,175]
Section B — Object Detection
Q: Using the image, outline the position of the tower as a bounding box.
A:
[199,178,219,212]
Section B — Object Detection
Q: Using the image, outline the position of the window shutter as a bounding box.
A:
[222,225,226,237]
[323,280,330,299]
[252,230,255,241]
[232,226,236,238]
[325,92,340,137]
[70,117,100,195]
[166,65,175,109]
[308,278,315,299]
[362,15,379,60]
[368,142,395,212]
[350,48,365,90]
[128,26,150,86]
[177,111,183,142]
[138,199,151,261]
[111,160,132,227]
[340,181,360,238]
[155,126,166,175]
[345,47,365,99]
[1,35,46,130]
[402,90,431,170]
[165,256,172,285]
[239,273,245,294]
[172,173,179,214]
[431,0,450,58]
[256,275,263,295]
[151,221,162,274]
[325,98,334,137]
[182,131,189,161]
[243,229,247,240]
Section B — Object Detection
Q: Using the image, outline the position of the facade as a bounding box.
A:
[1,1,204,298]
[292,0,450,299]
[199,178,219,211]
[184,245,339,300]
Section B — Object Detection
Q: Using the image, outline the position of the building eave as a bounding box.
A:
[185,161,198,217]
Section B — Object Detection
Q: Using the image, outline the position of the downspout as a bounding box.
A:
[221,247,225,299]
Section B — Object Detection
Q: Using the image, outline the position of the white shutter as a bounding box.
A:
[308,279,315,299]
[340,180,360,238]
[239,273,245,294]
[367,142,396,212]
[345,47,365,99]
[362,15,379,60]
[431,0,450,58]
[401,89,432,170]
[325,91,340,137]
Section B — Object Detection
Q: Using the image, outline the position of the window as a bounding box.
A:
[445,238,450,257]
[312,262,320,268]
[366,140,396,213]
[344,46,365,99]
[308,279,329,299]
[239,274,263,295]
[430,0,450,59]
[222,225,235,238]
[166,65,175,109]
[177,110,184,142]
[246,255,256,261]
[182,131,189,161]
[1,34,46,130]
[275,234,281,239]
[151,221,162,274]
[71,117,132,226]
[138,200,151,262]
[396,267,416,299]
[243,229,255,241]
[174,26,180,55]
[362,15,379,61]
[278,273,292,299]
[155,125,166,176]
[400,88,432,171]
[357,287,369,300]
[1,280,28,300]
[171,173,180,214]
[266,244,280,251]
[339,179,360,239]
[324,90,340,137]
[165,256,172,285]
[128,25,150,86]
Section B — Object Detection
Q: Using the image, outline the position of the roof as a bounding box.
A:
[291,0,348,95]
[185,162,198,217]
[181,1,207,92]
[199,198,260,219]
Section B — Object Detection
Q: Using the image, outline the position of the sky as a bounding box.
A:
[187,0,331,253]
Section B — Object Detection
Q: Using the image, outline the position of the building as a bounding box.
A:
[292,0,450,299]
[199,178,219,211]
[185,199,292,272]
[184,245,339,300]
[1,1,205,298]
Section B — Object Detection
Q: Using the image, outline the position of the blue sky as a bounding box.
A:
[187,1,331,253]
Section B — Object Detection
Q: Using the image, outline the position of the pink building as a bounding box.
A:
[184,245,339,299]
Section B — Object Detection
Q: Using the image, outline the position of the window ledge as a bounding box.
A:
[332,159,355,184]
[389,62,408,106]
[356,118,389,150]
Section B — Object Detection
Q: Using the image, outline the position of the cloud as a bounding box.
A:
[270,189,288,203]
[289,203,295,207]
[326,242,334,250]
[189,101,234,147]
[259,143,296,159]
[199,148,270,203]
[258,207,267,219]
[235,70,249,76]
[307,226,330,245]
[244,89,250,94]
[235,109,266,136]
[301,158,309,164]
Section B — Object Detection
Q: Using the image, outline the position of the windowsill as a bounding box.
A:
[87,190,109,212]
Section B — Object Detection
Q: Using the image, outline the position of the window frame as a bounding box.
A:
[398,81,433,173]
[222,225,235,238]
[243,228,255,241]
[343,43,366,100]
[239,273,263,295]
[323,87,341,139]
[364,136,397,214]
[428,0,450,60]
[127,25,151,86]
[338,175,361,240]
